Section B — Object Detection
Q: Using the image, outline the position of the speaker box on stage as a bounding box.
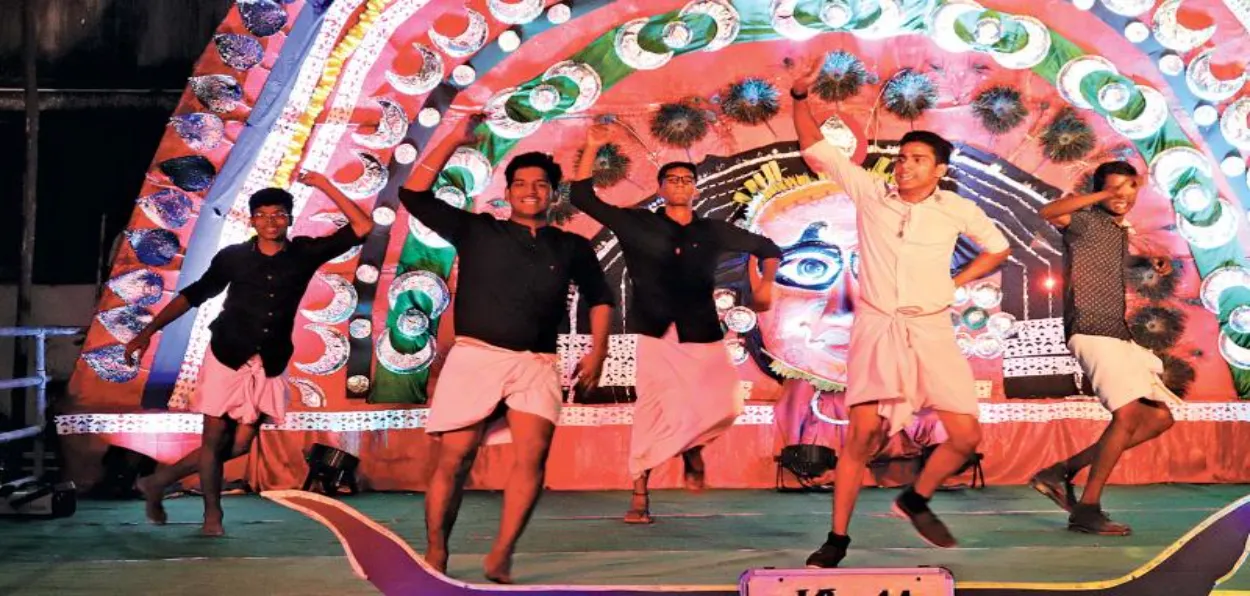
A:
[0,479,77,518]
[89,446,157,499]
[775,444,837,492]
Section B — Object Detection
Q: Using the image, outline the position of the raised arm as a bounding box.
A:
[789,57,883,202]
[298,171,374,238]
[125,251,231,364]
[395,114,482,243]
[569,124,634,229]
[1038,176,1136,227]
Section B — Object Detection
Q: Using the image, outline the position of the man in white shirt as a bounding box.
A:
[790,59,1011,567]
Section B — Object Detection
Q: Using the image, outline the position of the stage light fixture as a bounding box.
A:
[302,443,360,496]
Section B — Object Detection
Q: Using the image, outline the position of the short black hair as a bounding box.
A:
[657,161,697,183]
[505,152,562,187]
[1090,161,1138,192]
[249,187,294,214]
[899,130,954,165]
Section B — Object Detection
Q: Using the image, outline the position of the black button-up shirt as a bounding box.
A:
[399,188,614,354]
[179,226,365,376]
[570,179,782,343]
[1061,208,1133,341]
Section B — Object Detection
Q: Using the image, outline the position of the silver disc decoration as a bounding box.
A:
[487,0,543,24]
[679,0,741,52]
[388,270,452,318]
[1220,98,1250,152]
[1186,48,1247,103]
[1219,331,1250,370]
[542,61,603,113]
[443,146,492,196]
[614,18,674,70]
[725,338,749,365]
[397,308,431,337]
[377,331,437,374]
[1151,0,1215,52]
[1199,265,1250,314]
[723,306,758,333]
[970,281,1003,309]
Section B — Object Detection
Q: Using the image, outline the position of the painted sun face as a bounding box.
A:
[752,181,859,385]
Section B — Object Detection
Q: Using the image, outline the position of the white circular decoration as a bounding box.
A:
[373,206,396,226]
[397,308,431,337]
[1108,85,1168,140]
[498,29,521,52]
[347,375,371,394]
[1057,55,1117,110]
[681,0,741,52]
[724,306,758,333]
[356,264,379,284]
[488,0,543,25]
[1149,145,1212,195]
[973,334,1004,359]
[970,281,1003,309]
[991,16,1051,70]
[1101,0,1153,16]
[987,312,1017,337]
[542,61,603,114]
[452,64,477,86]
[615,18,674,69]
[1159,53,1185,76]
[1124,20,1149,42]
[1177,199,1239,249]
[418,107,442,127]
[1199,265,1250,314]
[395,143,418,164]
[955,332,975,356]
[662,21,693,48]
[389,270,452,318]
[530,84,561,113]
[444,146,492,196]
[725,338,749,365]
[1219,331,1250,370]
[714,288,737,311]
[349,318,373,339]
[1195,104,1219,127]
[377,332,437,374]
[1073,0,1095,10]
[820,0,853,29]
[547,3,571,24]
[1177,182,1213,213]
[929,0,983,54]
[954,284,970,306]
[1098,82,1131,111]
[1230,305,1250,333]
[975,16,1003,45]
[1221,154,1247,177]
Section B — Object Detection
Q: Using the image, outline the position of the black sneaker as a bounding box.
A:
[805,533,850,568]
[1029,465,1077,513]
[1069,504,1132,536]
[892,489,957,548]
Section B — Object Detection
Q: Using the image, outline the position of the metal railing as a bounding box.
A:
[1,326,83,483]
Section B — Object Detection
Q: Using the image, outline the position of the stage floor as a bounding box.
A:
[3,485,1249,595]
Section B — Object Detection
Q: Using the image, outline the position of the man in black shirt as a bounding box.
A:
[398,118,614,584]
[125,174,373,536]
[1030,161,1178,535]
[572,124,781,524]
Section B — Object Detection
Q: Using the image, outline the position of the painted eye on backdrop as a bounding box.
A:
[778,245,844,291]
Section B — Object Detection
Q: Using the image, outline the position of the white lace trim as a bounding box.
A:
[53,401,1250,434]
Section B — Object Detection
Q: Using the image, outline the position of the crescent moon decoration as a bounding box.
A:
[430,8,489,58]
[1150,145,1212,198]
[300,273,359,324]
[930,0,984,53]
[679,0,741,52]
[991,16,1051,70]
[485,87,543,139]
[352,98,409,150]
[1108,85,1169,139]
[289,377,326,407]
[770,0,822,40]
[385,43,444,96]
[1186,49,1248,102]
[1219,331,1250,369]
[82,344,140,384]
[443,146,492,196]
[96,305,154,344]
[377,331,437,374]
[1199,265,1250,314]
[1100,0,1154,17]
[327,244,362,265]
[310,211,349,227]
[294,324,350,376]
[542,61,603,113]
[487,0,543,25]
[1057,56,1117,110]
[1221,98,1250,152]
[614,18,674,70]
[334,152,389,200]
[1152,0,1215,52]
[853,0,904,40]
[388,270,452,318]
[1176,199,1240,249]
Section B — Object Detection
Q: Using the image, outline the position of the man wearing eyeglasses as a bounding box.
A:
[790,58,1011,567]
[572,125,782,525]
[124,174,373,536]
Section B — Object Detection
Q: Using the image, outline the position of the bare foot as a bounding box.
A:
[424,548,448,574]
[201,514,225,537]
[136,476,167,525]
[483,550,513,584]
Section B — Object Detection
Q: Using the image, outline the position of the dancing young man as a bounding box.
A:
[1029,161,1177,535]
[790,59,1012,567]
[400,118,614,583]
[573,125,781,524]
[127,173,373,536]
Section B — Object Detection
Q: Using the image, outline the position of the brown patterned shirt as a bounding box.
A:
[1061,207,1133,341]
